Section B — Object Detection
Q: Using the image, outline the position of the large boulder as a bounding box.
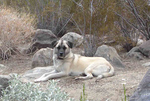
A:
[21,66,54,82]
[126,47,144,60]
[61,32,83,47]
[32,48,53,68]
[94,45,125,68]
[0,75,11,96]
[139,40,150,58]
[26,29,57,54]
[129,69,150,101]
[0,64,7,69]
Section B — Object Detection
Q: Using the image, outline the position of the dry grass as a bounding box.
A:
[0,6,36,59]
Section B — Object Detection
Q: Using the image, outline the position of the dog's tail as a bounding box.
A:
[102,63,114,78]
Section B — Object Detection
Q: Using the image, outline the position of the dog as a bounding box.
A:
[34,39,114,82]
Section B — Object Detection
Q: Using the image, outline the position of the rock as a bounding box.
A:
[0,64,7,73]
[26,29,57,54]
[21,66,54,82]
[61,32,83,47]
[0,64,7,69]
[32,48,53,68]
[17,44,31,55]
[94,45,125,68]
[126,47,144,60]
[129,69,150,101]
[142,62,150,67]
[137,39,144,46]
[139,40,150,58]
[0,75,11,96]
[114,45,124,52]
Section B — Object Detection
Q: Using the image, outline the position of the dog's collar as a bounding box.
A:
[68,53,75,60]
[56,53,75,60]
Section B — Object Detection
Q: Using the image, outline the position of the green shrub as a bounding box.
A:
[0,75,73,101]
[80,84,87,101]
[122,84,128,101]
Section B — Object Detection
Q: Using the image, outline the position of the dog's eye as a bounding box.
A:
[57,46,60,49]
[63,46,66,50]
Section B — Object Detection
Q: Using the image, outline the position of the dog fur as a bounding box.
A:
[34,40,114,82]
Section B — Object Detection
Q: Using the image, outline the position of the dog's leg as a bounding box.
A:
[95,75,103,82]
[95,64,114,82]
[34,71,67,82]
[75,67,93,80]
[75,73,93,80]
[34,70,57,82]
[97,75,103,79]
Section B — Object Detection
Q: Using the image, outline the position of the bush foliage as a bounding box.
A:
[0,75,73,101]
[0,0,121,36]
[115,0,150,51]
[0,6,35,59]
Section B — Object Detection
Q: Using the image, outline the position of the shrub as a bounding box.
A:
[80,84,87,101]
[0,6,35,59]
[0,75,73,101]
[122,84,127,101]
[115,0,150,51]
[1,0,68,37]
[0,0,122,56]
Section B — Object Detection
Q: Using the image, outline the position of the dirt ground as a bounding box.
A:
[0,54,149,101]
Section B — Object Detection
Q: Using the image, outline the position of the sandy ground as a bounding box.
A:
[0,54,149,101]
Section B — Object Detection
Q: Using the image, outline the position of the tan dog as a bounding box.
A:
[34,40,114,82]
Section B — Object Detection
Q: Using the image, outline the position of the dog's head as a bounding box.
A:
[52,40,73,59]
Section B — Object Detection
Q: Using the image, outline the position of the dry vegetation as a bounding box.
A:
[1,0,150,55]
[0,6,35,59]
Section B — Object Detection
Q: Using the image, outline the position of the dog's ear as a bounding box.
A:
[51,40,58,48]
[67,41,73,48]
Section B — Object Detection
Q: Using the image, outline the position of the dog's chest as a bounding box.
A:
[54,61,63,71]
[54,59,70,72]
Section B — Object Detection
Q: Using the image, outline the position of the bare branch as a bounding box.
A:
[116,0,150,40]
[57,14,74,35]
[114,11,137,29]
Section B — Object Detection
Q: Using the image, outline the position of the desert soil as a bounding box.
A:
[0,54,149,101]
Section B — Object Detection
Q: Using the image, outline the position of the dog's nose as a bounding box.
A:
[59,52,63,56]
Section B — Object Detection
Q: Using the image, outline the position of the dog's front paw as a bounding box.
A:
[34,79,41,83]
[75,77,81,80]
[75,76,85,80]
[34,78,48,83]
